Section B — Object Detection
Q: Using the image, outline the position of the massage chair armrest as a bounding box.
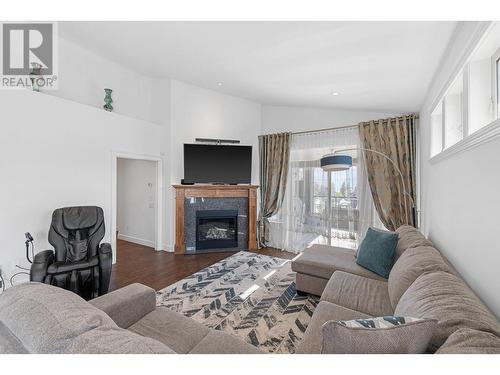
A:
[89,283,157,328]
[98,242,112,295]
[47,257,99,274]
[99,242,112,256]
[30,250,55,282]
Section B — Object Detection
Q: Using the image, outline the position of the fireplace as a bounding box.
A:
[173,184,257,253]
[196,210,238,250]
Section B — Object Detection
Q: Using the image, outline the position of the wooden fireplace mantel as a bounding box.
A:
[173,184,259,254]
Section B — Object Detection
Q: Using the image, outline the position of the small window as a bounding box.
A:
[431,102,443,156]
[495,53,500,117]
[469,56,494,132]
[430,22,500,160]
[444,72,464,148]
[468,23,500,133]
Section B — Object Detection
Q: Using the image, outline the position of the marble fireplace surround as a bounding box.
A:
[173,184,258,253]
[186,199,246,252]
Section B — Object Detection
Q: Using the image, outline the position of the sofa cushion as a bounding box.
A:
[292,244,385,281]
[128,307,211,354]
[66,323,175,354]
[356,227,398,279]
[296,301,371,354]
[189,330,263,354]
[388,246,452,309]
[435,328,500,354]
[321,271,393,317]
[0,283,172,354]
[395,271,500,352]
[321,316,437,354]
[395,225,433,263]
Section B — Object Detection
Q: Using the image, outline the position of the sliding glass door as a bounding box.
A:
[268,127,375,253]
[329,165,359,247]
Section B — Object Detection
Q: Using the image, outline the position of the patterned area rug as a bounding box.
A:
[156,251,319,353]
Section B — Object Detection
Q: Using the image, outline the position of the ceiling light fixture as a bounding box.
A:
[330,91,339,96]
[217,82,223,86]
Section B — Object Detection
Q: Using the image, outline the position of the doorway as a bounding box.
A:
[111,152,163,263]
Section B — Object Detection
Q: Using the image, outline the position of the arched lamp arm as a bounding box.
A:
[335,147,415,209]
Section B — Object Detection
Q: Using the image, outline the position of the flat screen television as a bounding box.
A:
[183,144,252,184]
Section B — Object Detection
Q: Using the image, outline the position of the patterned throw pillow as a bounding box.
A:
[338,316,421,328]
[321,316,438,354]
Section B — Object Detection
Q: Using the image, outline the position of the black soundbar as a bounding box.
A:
[194,138,240,144]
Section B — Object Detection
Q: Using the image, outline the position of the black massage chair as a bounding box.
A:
[30,206,112,300]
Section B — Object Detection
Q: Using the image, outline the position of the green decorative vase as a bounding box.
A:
[103,88,113,112]
[29,62,42,92]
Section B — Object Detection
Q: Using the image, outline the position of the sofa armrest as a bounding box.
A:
[89,283,156,328]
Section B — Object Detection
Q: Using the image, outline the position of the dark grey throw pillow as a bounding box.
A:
[321,316,438,354]
[356,227,398,278]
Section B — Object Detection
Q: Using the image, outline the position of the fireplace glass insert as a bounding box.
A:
[196,209,238,250]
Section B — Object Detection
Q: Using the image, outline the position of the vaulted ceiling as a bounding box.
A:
[60,21,457,113]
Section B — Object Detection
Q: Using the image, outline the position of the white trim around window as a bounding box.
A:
[430,117,500,164]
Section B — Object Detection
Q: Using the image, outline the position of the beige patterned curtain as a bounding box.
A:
[258,132,291,247]
[359,115,417,230]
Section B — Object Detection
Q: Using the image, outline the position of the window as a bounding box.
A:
[267,127,375,253]
[430,72,465,155]
[495,49,500,117]
[312,167,328,216]
[444,72,464,148]
[330,166,358,238]
[310,161,359,246]
[469,52,493,132]
[430,22,500,158]
[431,101,443,156]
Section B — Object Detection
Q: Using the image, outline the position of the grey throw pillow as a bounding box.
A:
[321,316,437,354]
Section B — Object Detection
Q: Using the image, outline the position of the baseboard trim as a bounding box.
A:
[117,233,155,248]
[162,243,175,252]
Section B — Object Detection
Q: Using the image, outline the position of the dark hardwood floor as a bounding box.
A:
[109,239,295,291]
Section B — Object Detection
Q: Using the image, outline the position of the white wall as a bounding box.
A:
[151,78,173,251]
[0,90,161,284]
[156,80,262,250]
[170,80,262,184]
[117,158,157,247]
[420,22,500,317]
[45,36,155,123]
[262,105,397,134]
